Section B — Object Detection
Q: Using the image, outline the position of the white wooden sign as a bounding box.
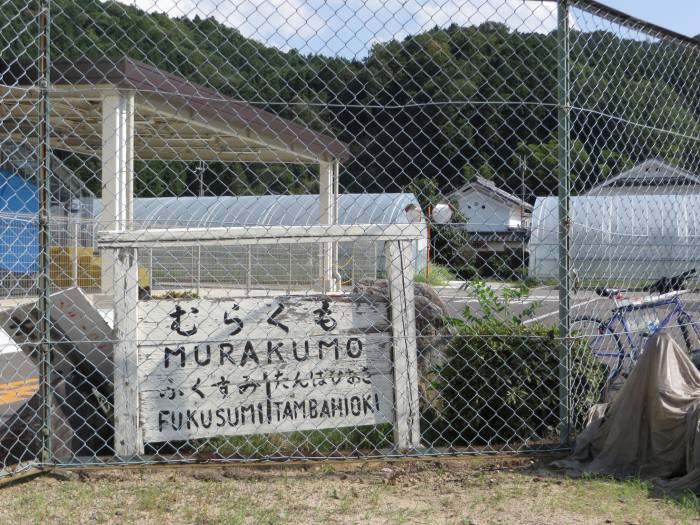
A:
[138,295,395,442]
[100,227,423,454]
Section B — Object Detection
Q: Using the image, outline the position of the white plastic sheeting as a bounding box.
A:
[528,195,700,281]
[93,193,427,288]
[94,193,421,229]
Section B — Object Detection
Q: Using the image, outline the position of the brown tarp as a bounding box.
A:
[554,332,700,492]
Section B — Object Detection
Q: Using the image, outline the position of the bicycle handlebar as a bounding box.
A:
[594,268,697,298]
[643,268,696,294]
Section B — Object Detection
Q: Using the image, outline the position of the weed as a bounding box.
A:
[670,490,700,515]
[415,263,456,286]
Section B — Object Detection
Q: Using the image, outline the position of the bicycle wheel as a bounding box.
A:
[570,316,624,381]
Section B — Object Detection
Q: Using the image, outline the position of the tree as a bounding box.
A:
[478,163,494,180]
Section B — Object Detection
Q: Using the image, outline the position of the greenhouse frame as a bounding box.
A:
[528,194,700,283]
[77,193,428,293]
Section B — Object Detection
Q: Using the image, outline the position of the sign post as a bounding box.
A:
[385,240,421,449]
[112,247,143,456]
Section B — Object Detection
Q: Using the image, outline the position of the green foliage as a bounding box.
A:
[415,263,456,286]
[478,163,494,180]
[402,177,473,277]
[515,137,592,195]
[425,280,604,445]
[462,165,477,182]
[403,176,442,210]
[670,490,700,514]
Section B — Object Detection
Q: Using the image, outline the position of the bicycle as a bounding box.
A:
[570,269,700,399]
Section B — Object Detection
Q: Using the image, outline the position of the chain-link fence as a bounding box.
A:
[0,0,696,475]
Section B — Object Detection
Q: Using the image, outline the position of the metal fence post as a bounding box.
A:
[246,245,252,295]
[148,247,153,292]
[557,0,572,447]
[196,245,201,296]
[37,0,52,466]
[72,220,79,287]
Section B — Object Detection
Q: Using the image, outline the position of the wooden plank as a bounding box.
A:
[97,223,426,249]
[137,295,395,442]
[49,287,114,384]
[112,247,143,455]
[385,240,421,450]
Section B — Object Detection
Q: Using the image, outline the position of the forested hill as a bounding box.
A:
[3,0,699,199]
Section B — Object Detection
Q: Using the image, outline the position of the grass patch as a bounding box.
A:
[415,263,456,286]
[199,423,393,457]
[672,490,700,514]
[0,462,698,524]
[557,474,699,524]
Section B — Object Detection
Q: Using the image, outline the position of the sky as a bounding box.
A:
[599,1,699,39]
[130,0,698,58]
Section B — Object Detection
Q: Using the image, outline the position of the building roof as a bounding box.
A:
[586,159,700,195]
[0,57,348,164]
[93,193,422,228]
[451,176,533,211]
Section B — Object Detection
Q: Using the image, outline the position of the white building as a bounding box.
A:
[449,176,532,232]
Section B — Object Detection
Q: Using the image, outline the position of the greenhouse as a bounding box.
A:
[528,194,700,282]
[93,193,427,292]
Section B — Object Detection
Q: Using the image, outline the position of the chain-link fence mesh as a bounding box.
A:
[0,0,696,474]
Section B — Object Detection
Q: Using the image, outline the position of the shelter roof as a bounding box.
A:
[0,57,348,164]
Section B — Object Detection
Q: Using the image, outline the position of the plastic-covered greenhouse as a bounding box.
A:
[528,195,700,282]
[94,193,427,291]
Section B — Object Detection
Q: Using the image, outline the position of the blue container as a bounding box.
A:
[0,169,38,274]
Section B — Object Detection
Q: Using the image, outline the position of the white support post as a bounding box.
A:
[385,240,420,450]
[333,160,340,289]
[148,248,153,292]
[112,246,143,456]
[319,160,336,292]
[101,93,135,294]
[196,246,201,296]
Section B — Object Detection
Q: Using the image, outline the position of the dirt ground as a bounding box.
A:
[0,456,698,524]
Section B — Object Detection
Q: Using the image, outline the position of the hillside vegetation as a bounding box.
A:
[1,0,698,200]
